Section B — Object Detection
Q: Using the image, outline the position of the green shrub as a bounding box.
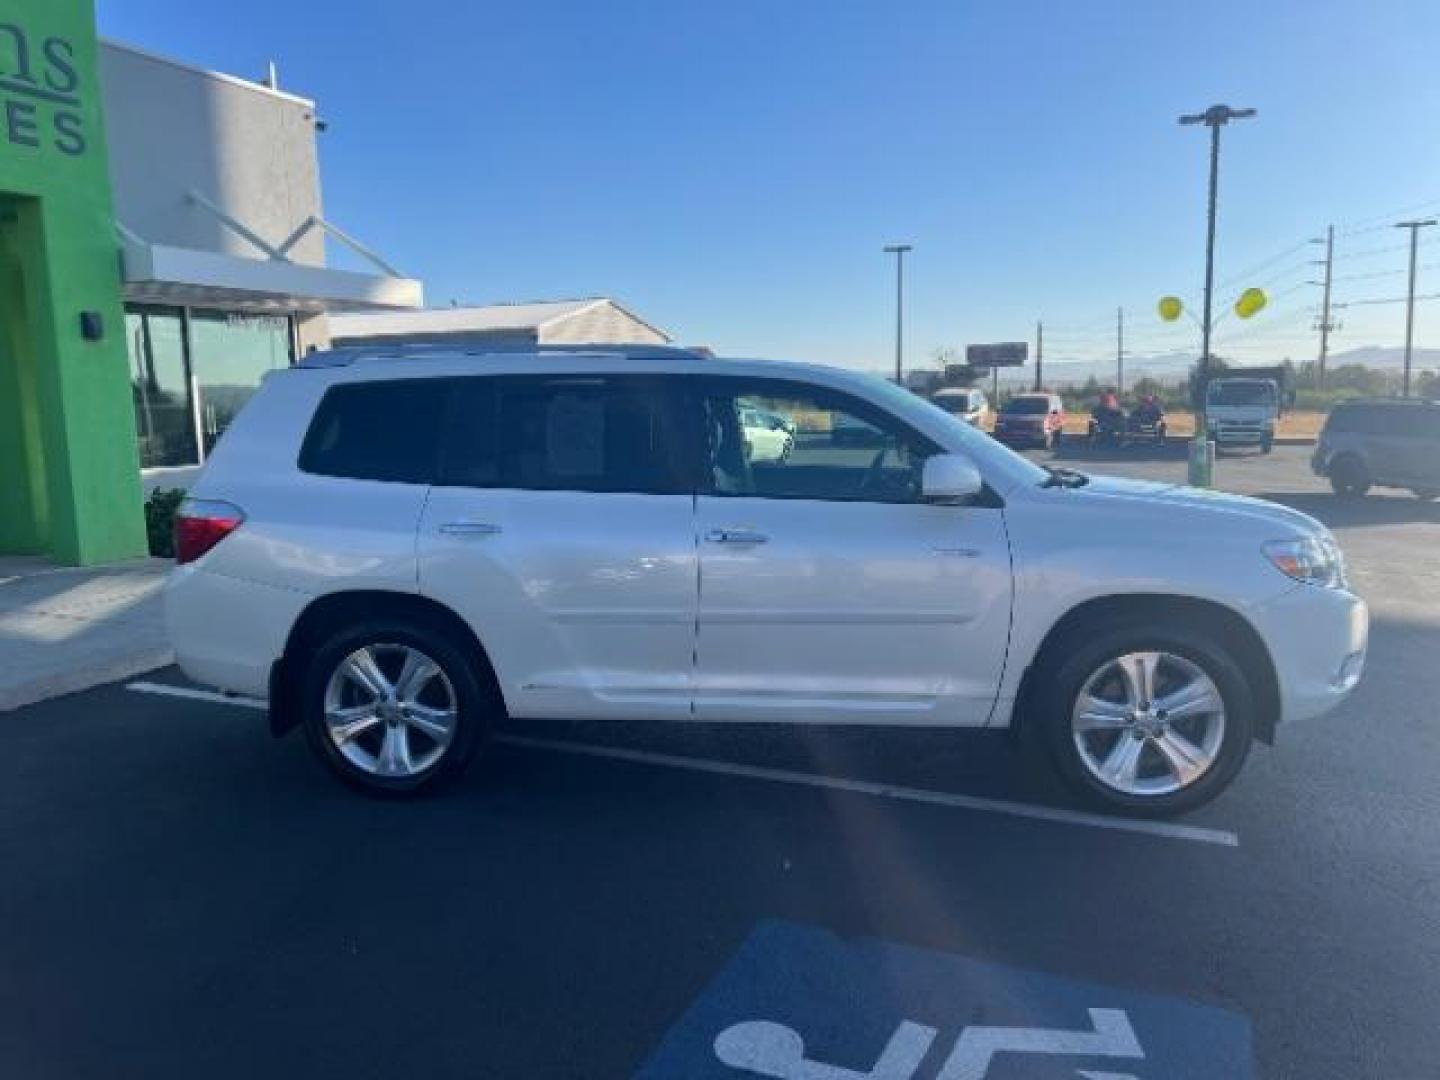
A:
[144,487,186,558]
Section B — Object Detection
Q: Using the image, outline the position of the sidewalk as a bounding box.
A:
[0,556,173,712]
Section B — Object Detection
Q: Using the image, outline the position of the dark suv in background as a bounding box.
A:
[1312,398,1440,499]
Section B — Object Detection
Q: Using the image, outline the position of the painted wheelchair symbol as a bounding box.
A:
[713,1006,1144,1080]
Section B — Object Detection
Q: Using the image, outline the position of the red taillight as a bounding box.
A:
[174,499,245,564]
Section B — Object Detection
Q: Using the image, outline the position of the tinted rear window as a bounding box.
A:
[1005,397,1051,414]
[299,379,450,483]
[439,375,694,494]
[1328,402,1440,438]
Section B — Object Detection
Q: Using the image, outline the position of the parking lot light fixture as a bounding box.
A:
[1178,104,1256,487]
[883,244,913,384]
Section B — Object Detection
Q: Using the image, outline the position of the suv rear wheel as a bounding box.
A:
[1329,455,1371,498]
[301,618,491,795]
[1034,619,1255,816]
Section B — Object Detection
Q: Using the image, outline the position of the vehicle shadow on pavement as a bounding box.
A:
[493,716,1073,806]
[1049,441,1189,465]
[1253,490,1440,528]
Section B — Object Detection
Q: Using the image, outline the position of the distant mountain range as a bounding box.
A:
[984,345,1440,387]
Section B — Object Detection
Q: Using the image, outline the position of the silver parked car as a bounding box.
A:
[1312,398,1440,499]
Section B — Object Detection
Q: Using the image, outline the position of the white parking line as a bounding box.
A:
[124,681,1240,848]
[127,681,267,709]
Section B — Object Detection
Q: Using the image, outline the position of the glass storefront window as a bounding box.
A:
[125,305,294,467]
[188,312,293,453]
[127,307,198,469]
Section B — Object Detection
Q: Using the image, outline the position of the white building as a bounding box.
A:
[328,298,670,349]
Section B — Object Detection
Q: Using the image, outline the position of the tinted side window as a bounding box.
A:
[1325,406,1356,434]
[440,376,694,495]
[1388,405,1440,440]
[1329,404,1384,436]
[299,379,449,483]
[702,378,939,504]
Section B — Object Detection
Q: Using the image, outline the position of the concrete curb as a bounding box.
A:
[0,649,175,713]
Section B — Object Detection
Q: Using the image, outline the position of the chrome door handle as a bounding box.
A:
[439,521,502,536]
[705,528,769,544]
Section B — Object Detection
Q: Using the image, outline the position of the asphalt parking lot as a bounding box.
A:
[3,444,1438,1079]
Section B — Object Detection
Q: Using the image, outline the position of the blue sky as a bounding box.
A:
[98,0,1440,372]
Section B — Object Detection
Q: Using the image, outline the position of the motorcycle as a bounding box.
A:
[1087,405,1128,447]
[1126,406,1167,446]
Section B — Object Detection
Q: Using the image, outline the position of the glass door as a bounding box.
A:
[126,306,199,469]
[188,311,294,454]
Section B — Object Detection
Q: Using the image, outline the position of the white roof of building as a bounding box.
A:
[329,298,665,340]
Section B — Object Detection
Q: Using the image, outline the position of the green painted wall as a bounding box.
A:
[0,0,146,564]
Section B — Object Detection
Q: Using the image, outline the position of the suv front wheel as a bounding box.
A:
[1035,620,1255,816]
[301,618,490,795]
[1329,455,1371,498]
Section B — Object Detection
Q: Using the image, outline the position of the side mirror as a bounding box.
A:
[922,454,984,505]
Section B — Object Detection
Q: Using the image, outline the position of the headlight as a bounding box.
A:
[1263,535,1347,589]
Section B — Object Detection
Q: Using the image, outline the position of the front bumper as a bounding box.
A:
[1209,426,1270,445]
[1249,583,1368,726]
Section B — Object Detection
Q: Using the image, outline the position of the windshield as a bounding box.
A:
[1208,380,1277,407]
[1005,397,1051,414]
[856,373,1049,486]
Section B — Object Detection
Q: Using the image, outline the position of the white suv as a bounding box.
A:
[165,346,1367,815]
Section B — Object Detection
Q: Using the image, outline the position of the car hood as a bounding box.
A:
[1065,475,1325,537]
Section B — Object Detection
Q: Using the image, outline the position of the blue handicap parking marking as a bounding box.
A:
[635,921,1252,1079]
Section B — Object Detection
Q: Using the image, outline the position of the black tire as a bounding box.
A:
[1329,455,1371,498]
[300,616,493,796]
[1031,619,1255,817]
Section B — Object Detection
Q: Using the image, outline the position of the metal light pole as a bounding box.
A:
[1179,103,1256,486]
[1116,306,1125,394]
[1395,219,1435,397]
[1033,320,1044,391]
[1310,226,1334,390]
[883,244,912,384]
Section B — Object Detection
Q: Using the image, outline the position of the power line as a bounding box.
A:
[1331,266,1409,283]
[1331,241,1418,263]
[1332,290,1440,308]
[1215,240,1310,292]
[1213,306,1314,344]
[1335,195,1440,234]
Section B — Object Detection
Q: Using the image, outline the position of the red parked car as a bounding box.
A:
[993,393,1066,449]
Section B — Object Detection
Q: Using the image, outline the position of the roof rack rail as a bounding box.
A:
[298,341,704,369]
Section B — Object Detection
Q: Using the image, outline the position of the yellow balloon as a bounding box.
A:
[1158,296,1183,322]
[1235,287,1268,319]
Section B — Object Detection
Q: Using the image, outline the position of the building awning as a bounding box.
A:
[121,239,423,313]
[118,198,423,313]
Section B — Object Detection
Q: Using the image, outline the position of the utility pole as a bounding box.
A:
[1396,219,1435,397]
[883,244,912,384]
[1034,320,1044,391]
[1116,307,1125,393]
[1310,225,1335,390]
[1179,103,1256,487]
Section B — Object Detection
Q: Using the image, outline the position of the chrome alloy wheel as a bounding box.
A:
[1070,650,1226,797]
[323,644,458,778]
